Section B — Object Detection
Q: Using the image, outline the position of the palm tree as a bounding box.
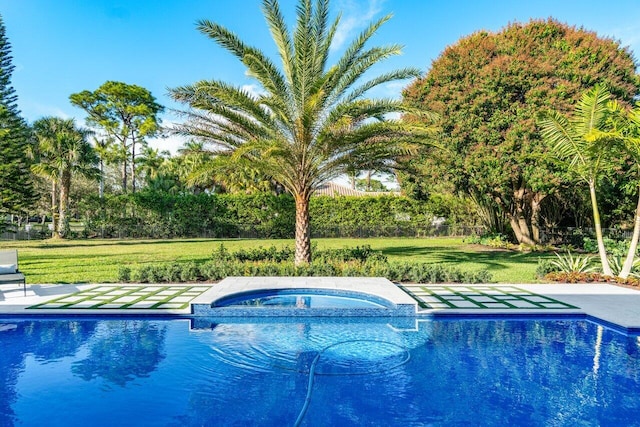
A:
[32,117,99,238]
[611,102,640,278]
[171,0,433,264]
[538,85,617,276]
[137,146,169,186]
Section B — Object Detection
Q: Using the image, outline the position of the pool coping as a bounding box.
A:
[1,280,640,333]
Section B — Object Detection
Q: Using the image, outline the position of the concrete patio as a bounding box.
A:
[1,279,640,332]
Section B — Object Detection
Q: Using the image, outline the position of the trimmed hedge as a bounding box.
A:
[119,260,492,284]
[78,191,436,239]
[118,245,492,284]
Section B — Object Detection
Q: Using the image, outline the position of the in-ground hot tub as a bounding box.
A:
[190,277,418,317]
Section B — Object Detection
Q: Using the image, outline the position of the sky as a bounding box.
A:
[1,0,640,155]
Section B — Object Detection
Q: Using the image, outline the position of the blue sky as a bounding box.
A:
[1,0,639,153]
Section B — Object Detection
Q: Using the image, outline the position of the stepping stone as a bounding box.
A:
[450,300,481,308]
[483,302,511,308]
[169,296,193,303]
[156,303,185,309]
[129,301,157,308]
[510,301,539,308]
[111,296,139,303]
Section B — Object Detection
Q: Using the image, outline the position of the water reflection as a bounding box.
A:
[71,320,167,386]
[0,317,639,426]
[0,320,97,425]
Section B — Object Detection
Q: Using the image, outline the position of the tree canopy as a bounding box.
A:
[0,14,36,222]
[70,81,163,193]
[403,18,639,244]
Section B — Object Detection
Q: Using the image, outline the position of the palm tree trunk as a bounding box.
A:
[58,170,71,239]
[620,188,640,278]
[589,180,613,276]
[294,193,311,265]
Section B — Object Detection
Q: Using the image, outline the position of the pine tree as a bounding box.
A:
[0,14,36,225]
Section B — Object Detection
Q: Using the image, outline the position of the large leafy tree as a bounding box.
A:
[32,117,99,238]
[69,81,163,193]
[404,19,638,244]
[0,15,36,223]
[171,0,432,264]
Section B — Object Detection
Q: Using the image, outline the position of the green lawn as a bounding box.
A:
[0,237,550,284]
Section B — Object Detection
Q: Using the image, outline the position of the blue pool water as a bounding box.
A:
[213,288,390,308]
[1,317,640,426]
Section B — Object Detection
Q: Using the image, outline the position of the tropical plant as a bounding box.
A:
[550,251,595,274]
[170,0,436,265]
[609,103,640,278]
[32,117,99,238]
[70,81,164,193]
[538,85,619,276]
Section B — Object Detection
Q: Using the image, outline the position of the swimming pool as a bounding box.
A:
[1,316,639,426]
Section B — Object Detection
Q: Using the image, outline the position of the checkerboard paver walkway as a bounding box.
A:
[28,285,211,310]
[400,285,578,310]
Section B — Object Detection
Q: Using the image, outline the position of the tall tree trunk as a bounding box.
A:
[294,192,311,265]
[51,180,58,239]
[131,135,137,193]
[589,179,613,276]
[508,216,536,245]
[513,187,535,245]
[99,159,104,198]
[58,170,71,239]
[620,187,640,278]
[122,156,128,193]
[531,193,545,243]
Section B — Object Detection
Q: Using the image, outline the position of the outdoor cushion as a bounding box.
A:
[0,264,17,274]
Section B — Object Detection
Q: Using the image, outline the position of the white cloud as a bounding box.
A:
[147,132,188,156]
[25,102,74,121]
[608,25,640,55]
[241,84,266,99]
[331,0,385,52]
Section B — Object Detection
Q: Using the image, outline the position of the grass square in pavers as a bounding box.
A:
[30,286,209,310]
[400,285,578,310]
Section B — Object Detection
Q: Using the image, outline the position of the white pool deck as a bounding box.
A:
[1,278,640,332]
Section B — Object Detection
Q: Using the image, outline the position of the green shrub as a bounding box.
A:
[118,266,131,282]
[123,245,493,284]
[582,237,629,257]
[536,258,558,278]
[180,262,201,282]
[465,233,510,248]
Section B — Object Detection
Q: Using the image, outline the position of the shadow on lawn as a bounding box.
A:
[379,245,542,271]
[35,238,223,249]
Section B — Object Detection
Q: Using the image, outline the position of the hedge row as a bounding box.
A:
[118,260,493,284]
[77,192,437,239]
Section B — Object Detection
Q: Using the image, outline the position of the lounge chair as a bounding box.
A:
[0,250,26,296]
